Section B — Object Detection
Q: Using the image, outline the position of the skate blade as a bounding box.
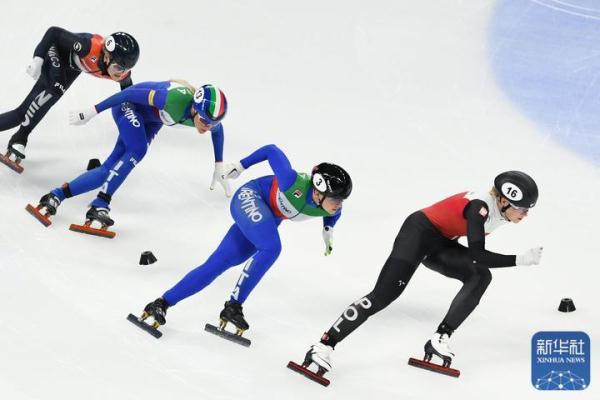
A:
[0,153,24,174]
[126,313,162,338]
[408,357,460,378]
[204,323,251,347]
[287,361,330,387]
[69,223,116,239]
[25,204,52,227]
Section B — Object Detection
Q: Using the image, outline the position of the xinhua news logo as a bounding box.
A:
[531,331,590,390]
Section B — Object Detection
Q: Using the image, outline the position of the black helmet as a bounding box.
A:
[311,163,352,200]
[494,170,538,208]
[104,32,139,69]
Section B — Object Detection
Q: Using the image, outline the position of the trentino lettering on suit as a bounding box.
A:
[238,188,263,222]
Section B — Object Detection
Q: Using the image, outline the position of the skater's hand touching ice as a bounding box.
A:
[26,57,44,80]
[69,107,99,126]
[322,226,334,256]
[210,162,232,197]
[516,246,543,266]
[221,161,245,180]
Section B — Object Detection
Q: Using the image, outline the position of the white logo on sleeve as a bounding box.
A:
[501,182,523,201]
[104,36,115,52]
[312,173,328,192]
[73,42,82,52]
[479,206,488,217]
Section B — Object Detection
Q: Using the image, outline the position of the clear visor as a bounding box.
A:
[509,203,530,214]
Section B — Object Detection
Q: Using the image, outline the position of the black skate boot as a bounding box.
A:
[25,193,61,227]
[127,298,169,339]
[69,206,116,238]
[205,300,252,346]
[0,143,26,173]
[38,193,61,216]
[86,206,114,227]
[219,300,250,332]
[142,297,169,326]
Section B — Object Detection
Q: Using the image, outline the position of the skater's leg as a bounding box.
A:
[6,55,78,147]
[49,140,125,201]
[423,243,492,333]
[227,184,282,304]
[322,258,418,347]
[0,80,46,133]
[322,212,443,347]
[89,105,149,209]
[162,224,256,306]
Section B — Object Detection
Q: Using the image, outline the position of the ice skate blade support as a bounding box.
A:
[25,204,52,227]
[408,357,460,378]
[127,314,162,338]
[0,153,24,174]
[287,361,330,387]
[69,223,116,239]
[204,323,251,347]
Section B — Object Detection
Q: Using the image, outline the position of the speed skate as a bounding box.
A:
[408,339,461,378]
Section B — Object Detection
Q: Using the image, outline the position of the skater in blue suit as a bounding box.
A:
[26,80,230,232]
[136,144,353,338]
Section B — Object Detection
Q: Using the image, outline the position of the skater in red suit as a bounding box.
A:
[294,171,543,380]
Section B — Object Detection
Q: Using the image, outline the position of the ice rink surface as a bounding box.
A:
[0,1,598,399]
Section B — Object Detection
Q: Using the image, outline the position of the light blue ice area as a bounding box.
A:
[489,0,600,164]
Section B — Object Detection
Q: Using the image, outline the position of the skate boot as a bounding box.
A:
[86,206,114,227]
[287,342,333,386]
[127,297,169,338]
[219,300,250,334]
[25,193,61,226]
[424,332,455,367]
[0,143,26,173]
[304,343,333,372]
[69,206,116,238]
[142,297,169,327]
[408,332,460,377]
[205,300,252,346]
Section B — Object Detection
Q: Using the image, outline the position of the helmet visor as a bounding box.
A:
[509,203,530,214]
[108,60,131,73]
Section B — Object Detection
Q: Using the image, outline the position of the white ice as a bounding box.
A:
[0,1,598,399]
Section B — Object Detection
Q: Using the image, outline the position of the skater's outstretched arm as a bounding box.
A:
[26,27,88,81]
[210,124,224,162]
[236,144,297,190]
[69,83,169,125]
[94,85,168,113]
[464,200,516,267]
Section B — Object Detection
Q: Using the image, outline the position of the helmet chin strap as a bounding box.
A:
[314,191,325,209]
[497,196,511,220]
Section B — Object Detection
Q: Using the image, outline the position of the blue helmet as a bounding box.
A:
[193,84,228,124]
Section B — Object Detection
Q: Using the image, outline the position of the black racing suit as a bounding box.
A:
[0,27,132,149]
[321,200,517,348]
